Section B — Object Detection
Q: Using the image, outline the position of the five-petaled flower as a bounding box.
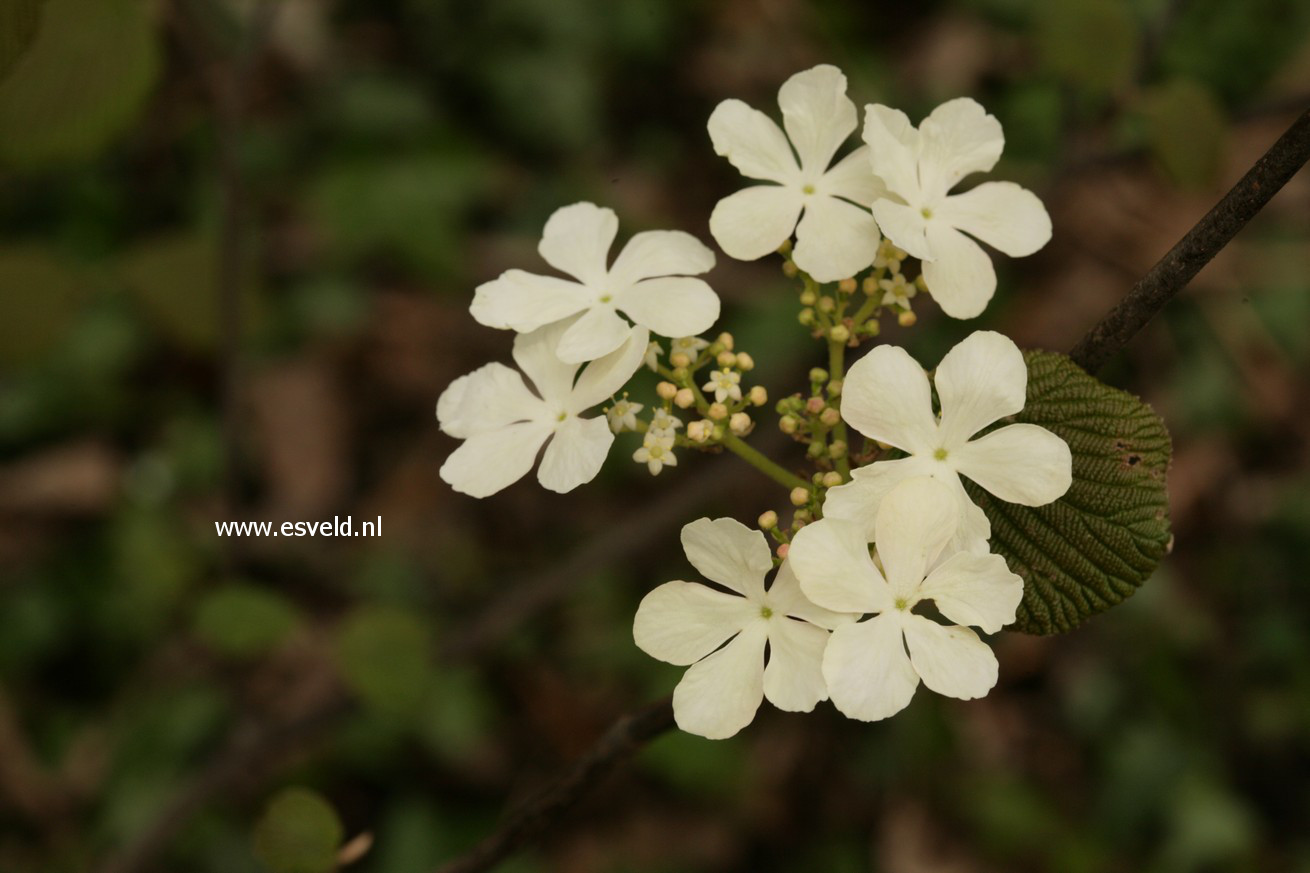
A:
[878,272,916,309]
[789,477,1024,721]
[471,202,720,364]
[607,398,642,434]
[634,517,853,739]
[704,368,742,403]
[709,65,883,282]
[824,331,1072,554]
[861,98,1051,319]
[634,430,677,475]
[437,320,649,497]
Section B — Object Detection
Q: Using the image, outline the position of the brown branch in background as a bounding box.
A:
[434,697,675,873]
[1069,107,1310,373]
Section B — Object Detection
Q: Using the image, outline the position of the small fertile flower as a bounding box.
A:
[471,202,719,363]
[708,65,883,282]
[437,321,649,497]
[634,430,677,476]
[607,398,642,434]
[878,272,916,309]
[634,518,853,739]
[650,408,683,435]
[704,368,742,403]
[861,98,1052,318]
[644,340,664,372]
[669,336,710,358]
[789,477,1024,722]
[873,238,905,271]
[825,331,1072,554]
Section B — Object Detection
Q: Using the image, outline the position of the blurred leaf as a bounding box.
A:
[1162,0,1310,104]
[253,787,344,873]
[0,0,159,167]
[0,244,82,366]
[0,0,46,82]
[194,584,300,658]
[417,667,496,760]
[119,233,262,352]
[330,75,434,140]
[1160,777,1258,870]
[965,351,1172,634]
[1034,0,1140,96]
[334,606,433,717]
[1000,83,1063,161]
[109,506,201,638]
[1138,79,1227,187]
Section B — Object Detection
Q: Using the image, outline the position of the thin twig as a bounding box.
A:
[434,697,675,873]
[1069,107,1310,373]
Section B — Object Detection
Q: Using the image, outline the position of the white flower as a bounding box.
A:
[607,399,642,434]
[650,408,683,434]
[861,98,1052,318]
[789,477,1024,722]
[644,340,664,372]
[873,238,905,271]
[669,336,710,358]
[436,321,649,497]
[878,272,916,309]
[471,202,719,363]
[634,518,853,739]
[825,331,1072,554]
[708,65,883,282]
[703,368,742,403]
[634,430,677,476]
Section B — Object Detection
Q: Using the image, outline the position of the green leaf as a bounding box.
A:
[0,0,159,168]
[1138,79,1227,188]
[253,787,344,873]
[0,245,83,366]
[194,584,300,658]
[0,0,46,83]
[334,606,433,717]
[964,351,1172,634]
[1034,0,1139,96]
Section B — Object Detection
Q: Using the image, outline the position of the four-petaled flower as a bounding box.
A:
[703,368,742,403]
[861,98,1052,318]
[634,517,853,739]
[789,477,1024,721]
[825,331,1072,554]
[437,320,649,497]
[709,65,883,282]
[634,430,677,475]
[472,202,720,363]
[607,399,642,434]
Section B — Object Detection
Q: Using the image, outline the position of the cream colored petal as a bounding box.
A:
[916,97,1004,200]
[436,362,542,439]
[765,560,856,630]
[617,277,720,340]
[709,185,804,261]
[873,477,959,600]
[792,195,880,283]
[672,622,768,740]
[778,64,858,175]
[569,325,650,412]
[439,421,553,498]
[787,518,891,615]
[470,269,591,332]
[902,615,998,700]
[819,145,888,207]
[633,581,756,666]
[936,181,1052,257]
[708,98,801,185]
[871,199,931,261]
[841,344,938,453]
[920,222,996,319]
[680,516,773,600]
[918,551,1024,634]
[536,415,613,493]
[538,202,618,286]
[934,329,1028,447]
[555,306,634,365]
[953,423,1073,506]
[823,613,919,722]
[609,230,716,286]
[763,617,831,712]
[512,321,582,408]
[861,103,921,202]
[822,455,936,541]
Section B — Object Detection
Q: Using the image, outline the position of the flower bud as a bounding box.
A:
[671,366,688,382]
[779,415,799,435]
[807,441,826,459]
[861,276,878,295]
[656,381,678,400]
[687,420,711,443]
[708,402,728,421]
[821,471,843,488]
[777,239,792,255]
[805,396,825,415]
[670,352,691,368]
[828,439,847,459]
[673,388,695,409]
[716,350,737,368]
[817,296,835,313]
[812,471,825,486]
[776,542,790,560]
[789,486,810,507]
[782,260,799,278]
[808,368,828,384]
[758,510,778,530]
[819,407,841,427]
[716,332,734,351]
[838,278,857,294]
[799,289,817,306]
[898,310,917,327]
[827,379,842,398]
[865,319,881,337]
[915,274,928,291]
[729,411,751,435]
[748,385,768,406]
[829,324,850,343]
[736,352,755,371]
[798,308,815,326]
[793,508,812,524]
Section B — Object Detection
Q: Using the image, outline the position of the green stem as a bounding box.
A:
[827,339,851,480]
[720,431,809,492]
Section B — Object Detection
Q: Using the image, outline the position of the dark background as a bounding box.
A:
[1,0,1309,870]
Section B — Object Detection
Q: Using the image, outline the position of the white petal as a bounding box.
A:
[634,581,756,666]
[792,196,880,282]
[709,185,804,261]
[569,325,650,412]
[902,615,998,701]
[707,99,800,185]
[936,181,1052,257]
[787,518,891,615]
[942,471,994,556]
[918,551,1024,634]
[874,477,959,599]
[916,97,1004,200]
[439,421,552,498]
[934,329,1028,447]
[870,199,932,261]
[765,560,855,630]
[609,230,716,287]
[953,423,1073,506]
[536,415,613,493]
[680,517,773,600]
[436,363,542,439]
[763,617,831,712]
[470,270,591,332]
[861,103,921,202]
[841,344,939,454]
[538,202,617,286]
[778,64,857,175]
[513,322,582,408]
[819,145,888,207]
[920,222,996,319]
[555,306,633,364]
[822,455,936,541]
[617,277,720,339]
[823,614,919,722]
[672,622,768,740]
